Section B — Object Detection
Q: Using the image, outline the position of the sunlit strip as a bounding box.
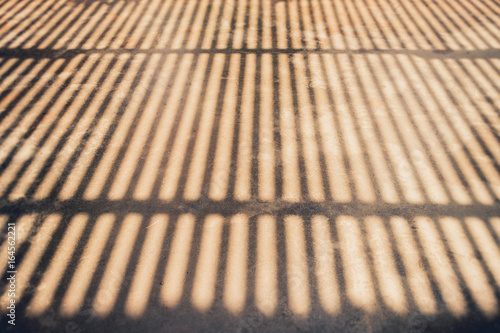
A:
[181,54,226,200]
[390,57,470,202]
[319,0,345,49]
[162,214,195,307]
[390,216,437,314]
[415,216,466,316]
[27,214,89,315]
[354,52,414,203]
[159,54,208,200]
[0,58,9,74]
[0,214,36,274]
[0,59,31,96]
[17,1,76,49]
[332,0,360,49]
[287,0,303,49]
[52,1,101,49]
[245,0,258,49]
[472,0,500,19]
[191,214,224,312]
[258,54,275,201]
[2,0,48,25]
[365,0,402,49]
[310,215,340,314]
[394,0,446,49]
[255,215,277,316]
[0,0,29,11]
[232,0,248,49]
[342,0,374,49]
[0,0,31,25]
[113,0,158,50]
[140,52,200,199]
[416,0,484,49]
[364,87,421,203]
[93,213,142,316]
[441,0,500,47]
[32,55,129,200]
[352,0,389,50]
[433,59,500,197]
[83,1,131,50]
[59,214,115,316]
[297,0,317,49]
[108,54,182,200]
[490,217,500,247]
[94,0,138,49]
[310,54,351,202]
[462,58,500,133]
[0,214,61,309]
[440,216,498,317]
[200,0,223,49]
[369,54,471,204]
[156,0,190,48]
[2,56,79,150]
[60,55,144,200]
[470,0,500,22]
[135,53,203,200]
[278,54,301,202]
[235,54,256,201]
[0,58,53,153]
[364,216,407,314]
[375,0,421,50]
[348,54,402,204]
[261,0,272,49]
[183,0,211,49]
[0,215,6,230]
[125,214,169,317]
[371,54,447,204]
[35,2,95,49]
[408,56,493,204]
[324,54,375,202]
[0,0,62,48]
[0,56,91,199]
[474,57,500,89]
[337,215,376,312]
[215,0,236,49]
[292,54,325,202]
[465,217,500,289]
[0,59,87,197]
[65,3,110,49]
[284,215,310,315]
[223,214,249,314]
[275,1,288,49]
[170,0,203,49]
[138,0,175,49]
[209,54,241,200]
[125,1,164,49]
[309,0,330,50]
[83,54,163,200]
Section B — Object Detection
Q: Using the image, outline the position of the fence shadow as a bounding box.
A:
[1,0,500,331]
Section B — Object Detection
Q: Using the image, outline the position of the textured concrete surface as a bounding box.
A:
[0,0,500,331]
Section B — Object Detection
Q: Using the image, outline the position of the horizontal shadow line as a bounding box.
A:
[0,198,499,219]
[0,48,499,59]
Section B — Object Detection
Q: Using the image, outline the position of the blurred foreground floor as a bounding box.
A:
[1,0,500,331]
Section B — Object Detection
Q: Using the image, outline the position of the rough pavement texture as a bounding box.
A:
[1,0,500,332]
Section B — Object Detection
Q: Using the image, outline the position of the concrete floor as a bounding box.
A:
[1,0,500,331]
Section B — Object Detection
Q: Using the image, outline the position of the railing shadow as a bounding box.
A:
[0,0,500,332]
